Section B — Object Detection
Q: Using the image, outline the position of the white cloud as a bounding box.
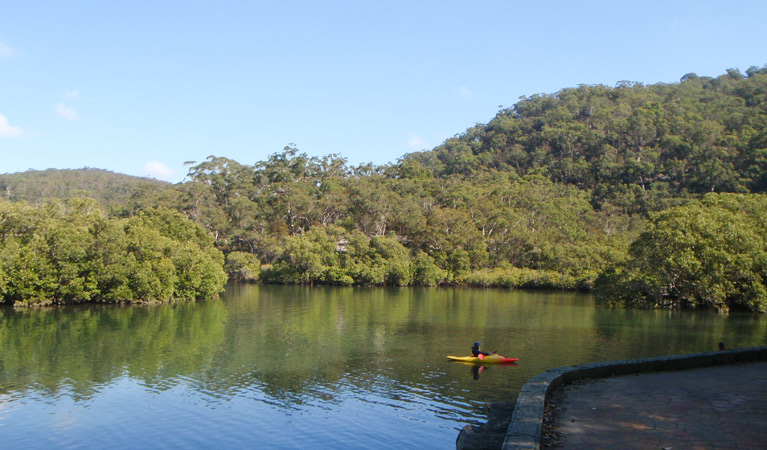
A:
[144,161,176,181]
[56,103,79,120]
[0,113,26,138]
[0,41,14,58]
[65,90,81,100]
[407,134,429,150]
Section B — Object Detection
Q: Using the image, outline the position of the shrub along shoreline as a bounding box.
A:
[0,200,227,306]
[235,225,585,290]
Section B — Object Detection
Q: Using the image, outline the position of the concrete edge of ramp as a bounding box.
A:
[502,345,767,450]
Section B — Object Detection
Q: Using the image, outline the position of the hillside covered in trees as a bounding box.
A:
[2,67,767,311]
[0,168,169,210]
[406,66,767,211]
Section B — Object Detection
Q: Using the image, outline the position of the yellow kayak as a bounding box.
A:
[446,354,519,364]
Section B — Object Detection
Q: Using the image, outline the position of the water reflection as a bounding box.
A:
[0,284,765,448]
[0,300,227,399]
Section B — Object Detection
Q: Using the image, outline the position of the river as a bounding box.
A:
[1,284,765,448]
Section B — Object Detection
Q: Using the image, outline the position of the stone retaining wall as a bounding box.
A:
[502,346,767,450]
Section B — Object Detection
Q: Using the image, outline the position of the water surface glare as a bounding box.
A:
[1,284,765,448]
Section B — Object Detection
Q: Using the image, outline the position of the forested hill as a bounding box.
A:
[0,168,170,209]
[403,66,767,215]
[2,67,767,311]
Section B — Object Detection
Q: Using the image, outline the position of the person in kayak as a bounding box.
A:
[471,341,496,358]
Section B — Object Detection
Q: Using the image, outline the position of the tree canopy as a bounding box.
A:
[405,66,767,213]
[0,199,226,306]
[595,193,767,312]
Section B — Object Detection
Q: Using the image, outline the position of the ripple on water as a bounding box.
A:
[0,364,500,448]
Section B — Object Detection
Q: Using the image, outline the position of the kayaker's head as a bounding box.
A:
[473,341,481,348]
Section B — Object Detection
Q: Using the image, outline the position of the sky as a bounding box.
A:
[1,1,766,183]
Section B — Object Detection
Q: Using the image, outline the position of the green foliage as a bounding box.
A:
[263,227,414,286]
[0,200,226,305]
[0,168,171,213]
[4,68,767,299]
[174,144,632,288]
[463,264,577,290]
[410,252,445,286]
[225,251,261,282]
[595,193,767,312]
[407,67,767,212]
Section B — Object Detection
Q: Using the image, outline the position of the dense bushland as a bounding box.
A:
[595,193,767,312]
[0,199,226,305]
[2,67,767,310]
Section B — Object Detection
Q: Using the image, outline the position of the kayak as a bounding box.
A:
[446,354,519,364]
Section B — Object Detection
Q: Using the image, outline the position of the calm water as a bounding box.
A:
[1,284,765,449]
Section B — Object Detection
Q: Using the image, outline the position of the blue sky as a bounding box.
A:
[1,1,766,183]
